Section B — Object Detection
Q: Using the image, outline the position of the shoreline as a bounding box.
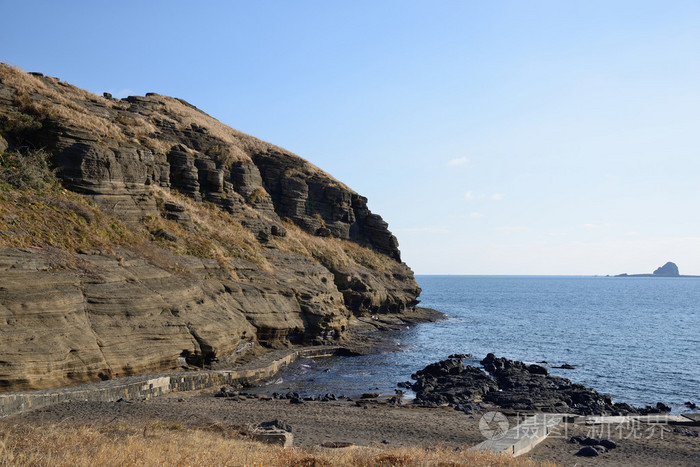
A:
[2,303,691,420]
[0,306,446,418]
[1,308,698,465]
[3,391,698,466]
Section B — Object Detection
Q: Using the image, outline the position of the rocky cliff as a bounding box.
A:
[616,261,688,277]
[653,261,679,277]
[0,64,421,391]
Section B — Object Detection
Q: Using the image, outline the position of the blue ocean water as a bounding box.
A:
[259,276,700,413]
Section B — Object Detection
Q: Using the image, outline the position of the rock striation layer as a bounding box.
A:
[0,64,421,391]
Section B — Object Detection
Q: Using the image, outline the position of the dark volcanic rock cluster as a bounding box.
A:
[410,358,498,408]
[410,354,670,415]
[480,354,619,414]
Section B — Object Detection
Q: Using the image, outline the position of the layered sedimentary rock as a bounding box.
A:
[0,65,421,391]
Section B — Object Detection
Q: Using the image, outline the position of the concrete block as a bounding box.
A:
[250,429,293,448]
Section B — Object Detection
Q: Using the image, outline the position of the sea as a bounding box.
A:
[257,275,700,413]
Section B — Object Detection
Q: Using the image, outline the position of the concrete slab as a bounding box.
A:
[574,414,697,426]
[636,414,692,424]
[470,411,698,458]
[579,416,631,425]
[471,413,567,457]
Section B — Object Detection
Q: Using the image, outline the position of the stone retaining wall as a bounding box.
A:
[0,347,338,418]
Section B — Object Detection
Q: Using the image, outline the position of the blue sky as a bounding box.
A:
[2,1,699,274]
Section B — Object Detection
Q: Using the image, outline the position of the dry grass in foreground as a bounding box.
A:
[0,422,555,467]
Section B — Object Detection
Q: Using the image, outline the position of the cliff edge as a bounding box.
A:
[0,64,422,391]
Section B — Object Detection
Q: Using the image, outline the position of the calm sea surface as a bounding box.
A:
[259,276,700,413]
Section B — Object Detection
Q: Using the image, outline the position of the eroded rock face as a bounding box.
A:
[50,127,163,223]
[0,69,406,261]
[0,65,421,391]
[0,246,352,391]
[330,264,420,315]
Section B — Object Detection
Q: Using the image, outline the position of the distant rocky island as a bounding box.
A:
[616,261,697,277]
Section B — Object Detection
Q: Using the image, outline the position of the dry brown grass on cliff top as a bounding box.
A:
[114,112,158,141]
[0,64,123,139]
[0,188,140,252]
[279,222,391,272]
[0,422,555,467]
[1,64,350,191]
[0,64,160,152]
[0,146,382,275]
[154,95,254,161]
[0,64,103,104]
[147,186,269,270]
[145,187,393,275]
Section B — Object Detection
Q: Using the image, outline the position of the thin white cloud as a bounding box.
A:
[465,191,504,201]
[581,224,601,229]
[470,212,485,218]
[497,226,529,232]
[448,156,469,166]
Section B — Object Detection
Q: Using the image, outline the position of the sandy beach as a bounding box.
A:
[4,389,698,466]
[527,417,700,466]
